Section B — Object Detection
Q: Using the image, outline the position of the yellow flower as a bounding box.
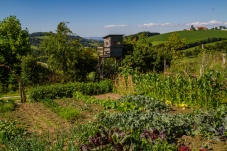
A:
[179,103,188,108]
[165,100,172,105]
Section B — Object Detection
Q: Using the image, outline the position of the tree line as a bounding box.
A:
[0,16,97,93]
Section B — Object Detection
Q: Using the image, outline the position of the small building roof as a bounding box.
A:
[103,34,124,39]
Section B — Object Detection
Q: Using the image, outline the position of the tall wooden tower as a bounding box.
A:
[96,34,124,80]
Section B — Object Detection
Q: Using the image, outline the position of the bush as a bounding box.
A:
[0,100,15,113]
[29,79,113,101]
[21,55,53,86]
[0,120,25,143]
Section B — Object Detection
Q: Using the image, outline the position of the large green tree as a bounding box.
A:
[164,32,186,67]
[0,16,31,92]
[41,22,88,82]
[123,33,165,72]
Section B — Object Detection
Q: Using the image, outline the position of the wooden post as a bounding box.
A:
[200,45,205,77]
[222,53,226,73]
[164,59,167,73]
[0,64,26,103]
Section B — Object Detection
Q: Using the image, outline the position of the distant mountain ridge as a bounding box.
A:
[29,32,102,48]
[84,37,103,41]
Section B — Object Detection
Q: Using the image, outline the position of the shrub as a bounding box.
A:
[0,99,15,113]
[0,120,25,143]
[29,79,112,101]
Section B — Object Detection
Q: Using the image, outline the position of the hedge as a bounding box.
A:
[28,80,112,101]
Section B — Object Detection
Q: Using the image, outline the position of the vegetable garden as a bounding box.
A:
[2,14,227,151]
[1,71,227,150]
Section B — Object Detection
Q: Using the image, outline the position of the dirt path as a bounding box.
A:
[1,102,71,134]
[94,93,121,100]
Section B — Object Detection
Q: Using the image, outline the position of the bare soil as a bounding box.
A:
[94,93,121,100]
[178,135,227,151]
[0,102,71,134]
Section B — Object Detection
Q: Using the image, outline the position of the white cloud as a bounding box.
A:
[138,23,159,27]
[104,24,128,28]
[186,20,223,26]
[138,22,175,27]
[224,22,227,25]
[160,23,174,26]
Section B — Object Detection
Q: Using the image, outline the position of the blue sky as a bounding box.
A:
[1,0,227,37]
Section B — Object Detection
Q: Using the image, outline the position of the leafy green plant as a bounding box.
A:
[96,95,227,143]
[73,91,118,110]
[2,131,74,151]
[0,120,26,143]
[0,99,15,113]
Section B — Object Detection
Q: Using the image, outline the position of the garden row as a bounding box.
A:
[131,70,227,108]
[2,94,227,150]
[77,95,227,150]
[28,79,112,101]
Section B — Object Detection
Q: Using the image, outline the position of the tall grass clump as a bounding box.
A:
[113,74,134,95]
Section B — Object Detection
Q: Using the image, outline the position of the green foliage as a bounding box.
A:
[0,120,26,143]
[148,30,227,45]
[98,96,227,141]
[206,40,227,53]
[1,131,79,151]
[73,91,124,111]
[80,127,177,150]
[123,33,167,72]
[0,16,31,66]
[58,107,80,120]
[40,22,98,82]
[0,15,31,93]
[86,72,96,82]
[133,70,227,108]
[191,25,196,31]
[164,32,186,67]
[77,95,227,150]
[0,81,2,97]
[21,55,52,86]
[0,99,15,113]
[74,92,169,114]
[41,22,82,82]
[41,99,80,121]
[74,47,98,81]
[29,80,113,101]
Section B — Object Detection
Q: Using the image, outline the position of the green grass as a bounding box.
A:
[35,36,49,39]
[148,30,227,45]
[183,40,221,51]
[31,45,39,50]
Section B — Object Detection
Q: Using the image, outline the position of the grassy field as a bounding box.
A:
[148,30,227,45]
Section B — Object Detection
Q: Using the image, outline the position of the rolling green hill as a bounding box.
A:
[29,32,103,49]
[148,30,227,45]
